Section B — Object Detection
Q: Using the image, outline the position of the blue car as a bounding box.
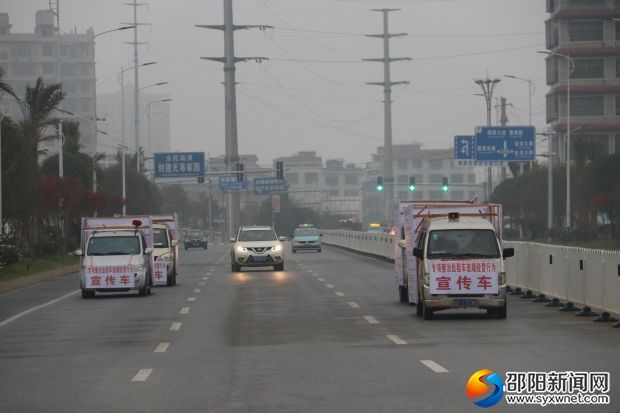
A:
[292,226,322,253]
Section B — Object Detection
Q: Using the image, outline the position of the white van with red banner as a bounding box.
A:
[77,217,155,298]
[395,201,514,319]
[152,214,180,286]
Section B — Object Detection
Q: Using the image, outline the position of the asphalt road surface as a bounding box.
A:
[1,243,618,412]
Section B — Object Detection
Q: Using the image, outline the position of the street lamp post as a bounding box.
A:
[504,74,535,175]
[146,98,172,175]
[539,50,574,228]
[475,78,501,200]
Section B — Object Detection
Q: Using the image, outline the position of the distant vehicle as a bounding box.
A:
[77,217,154,298]
[230,225,286,271]
[292,224,322,253]
[367,223,388,233]
[152,214,180,286]
[337,218,362,231]
[184,229,208,250]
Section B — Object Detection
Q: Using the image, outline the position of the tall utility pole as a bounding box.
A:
[197,0,269,240]
[364,9,411,223]
[475,78,501,199]
[123,0,148,173]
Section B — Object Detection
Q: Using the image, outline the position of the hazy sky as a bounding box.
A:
[5,0,547,166]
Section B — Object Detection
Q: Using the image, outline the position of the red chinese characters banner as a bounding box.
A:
[85,265,135,289]
[428,259,499,295]
[153,261,168,286]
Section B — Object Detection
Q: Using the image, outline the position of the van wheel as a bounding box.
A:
[81,289,95,299]
[490,301,507,319]
[422,299,433,320]
[416,288,423,316]
[140,274,150,297]
[398,285,408,303]
[167,274,174,287]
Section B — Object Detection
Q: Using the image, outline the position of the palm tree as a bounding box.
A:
[19,77,64,154]
[0,67,17,100]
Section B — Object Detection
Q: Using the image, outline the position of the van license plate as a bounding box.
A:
[253,256,266,262]
[455,299,478,307]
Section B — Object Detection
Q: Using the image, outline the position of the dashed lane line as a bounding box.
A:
[203,277,209,280]
[131,369,153,382]
[187,297,197,302]
[179,307,190,315]
[346,302,360,309]
[387,335,407,345]
[169,322,182,331]
[154,342,170,353]
[318,278,326,282]
[420,360,449,373]
[325,284,334,289]
[363,315,379,324]
[199,282,206,286]
[335,292,345,297]
[193,288,201,293]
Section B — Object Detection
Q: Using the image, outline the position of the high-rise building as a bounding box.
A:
[545,0,620,158]
[97,88,171,157]
[0,10,97,155]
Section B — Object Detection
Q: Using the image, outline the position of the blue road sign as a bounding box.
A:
[154,152,205,178]
[219,175,248,191]
[474,126,536,162]
[254,177,286,195]
[454,135,476,160]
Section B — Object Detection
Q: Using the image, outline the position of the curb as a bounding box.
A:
[324,243,395,264]
[0,264,80,295]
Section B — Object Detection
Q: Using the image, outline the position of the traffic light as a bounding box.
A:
[276,161,284,179]
[408,176,416,192]
[197,176,205,184]
[441,176,449,192]
[376,176,384,192]
[237,163,245,182]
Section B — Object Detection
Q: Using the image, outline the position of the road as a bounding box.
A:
[1,243,618,412]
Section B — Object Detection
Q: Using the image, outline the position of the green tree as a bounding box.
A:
[19,77,64,155]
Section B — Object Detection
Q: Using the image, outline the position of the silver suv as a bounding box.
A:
[230,226,286,272]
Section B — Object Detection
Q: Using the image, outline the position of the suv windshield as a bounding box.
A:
[153,229,169,248]
[87,236,141,256]
[238,229,277,242]
[427,229,500,259]
[294,228,318,237]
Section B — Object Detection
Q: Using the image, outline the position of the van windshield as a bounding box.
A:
[87,236,141,256]
[153,229,169,248]
[427,229,499,259]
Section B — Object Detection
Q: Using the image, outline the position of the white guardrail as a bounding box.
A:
[321,231,620,318]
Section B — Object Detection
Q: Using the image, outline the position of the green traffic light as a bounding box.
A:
[376,184,384,192]
[442,184,449,192]
[408,185,415,192]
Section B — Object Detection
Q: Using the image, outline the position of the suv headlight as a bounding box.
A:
[236,246,247,253]
[272,244,283,252]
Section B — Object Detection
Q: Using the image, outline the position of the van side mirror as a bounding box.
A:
[278,236,287,242]
[503,248,515,259]
[75,249,83,256]
[230,237,236,243]
[319,233,323,237]
[144,247,154,255]
[171,240,178,247]
[413,247,424,259]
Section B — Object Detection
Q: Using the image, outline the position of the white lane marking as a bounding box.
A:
[203,276,209,280]
[325,284,334,289]
[169,322,182,331]
[207,273,213,275]
[312,273,319,276]
[346,302,360,309]
[318,278,326,282]
[335,292,345,297]
[363,315,379,324]
[132,369,153,382]
[199,282,206,286]
[179,307,190,314]
[154,342,170,353]
[0,290,80,328]
[193,288,201,293]
[420,360,449,373]
[387,335,407,345]
[306,270,313,273]
[187,297,197,302]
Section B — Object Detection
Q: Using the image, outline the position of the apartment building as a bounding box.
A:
[545,0,620,159]
[0,10,97,155]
